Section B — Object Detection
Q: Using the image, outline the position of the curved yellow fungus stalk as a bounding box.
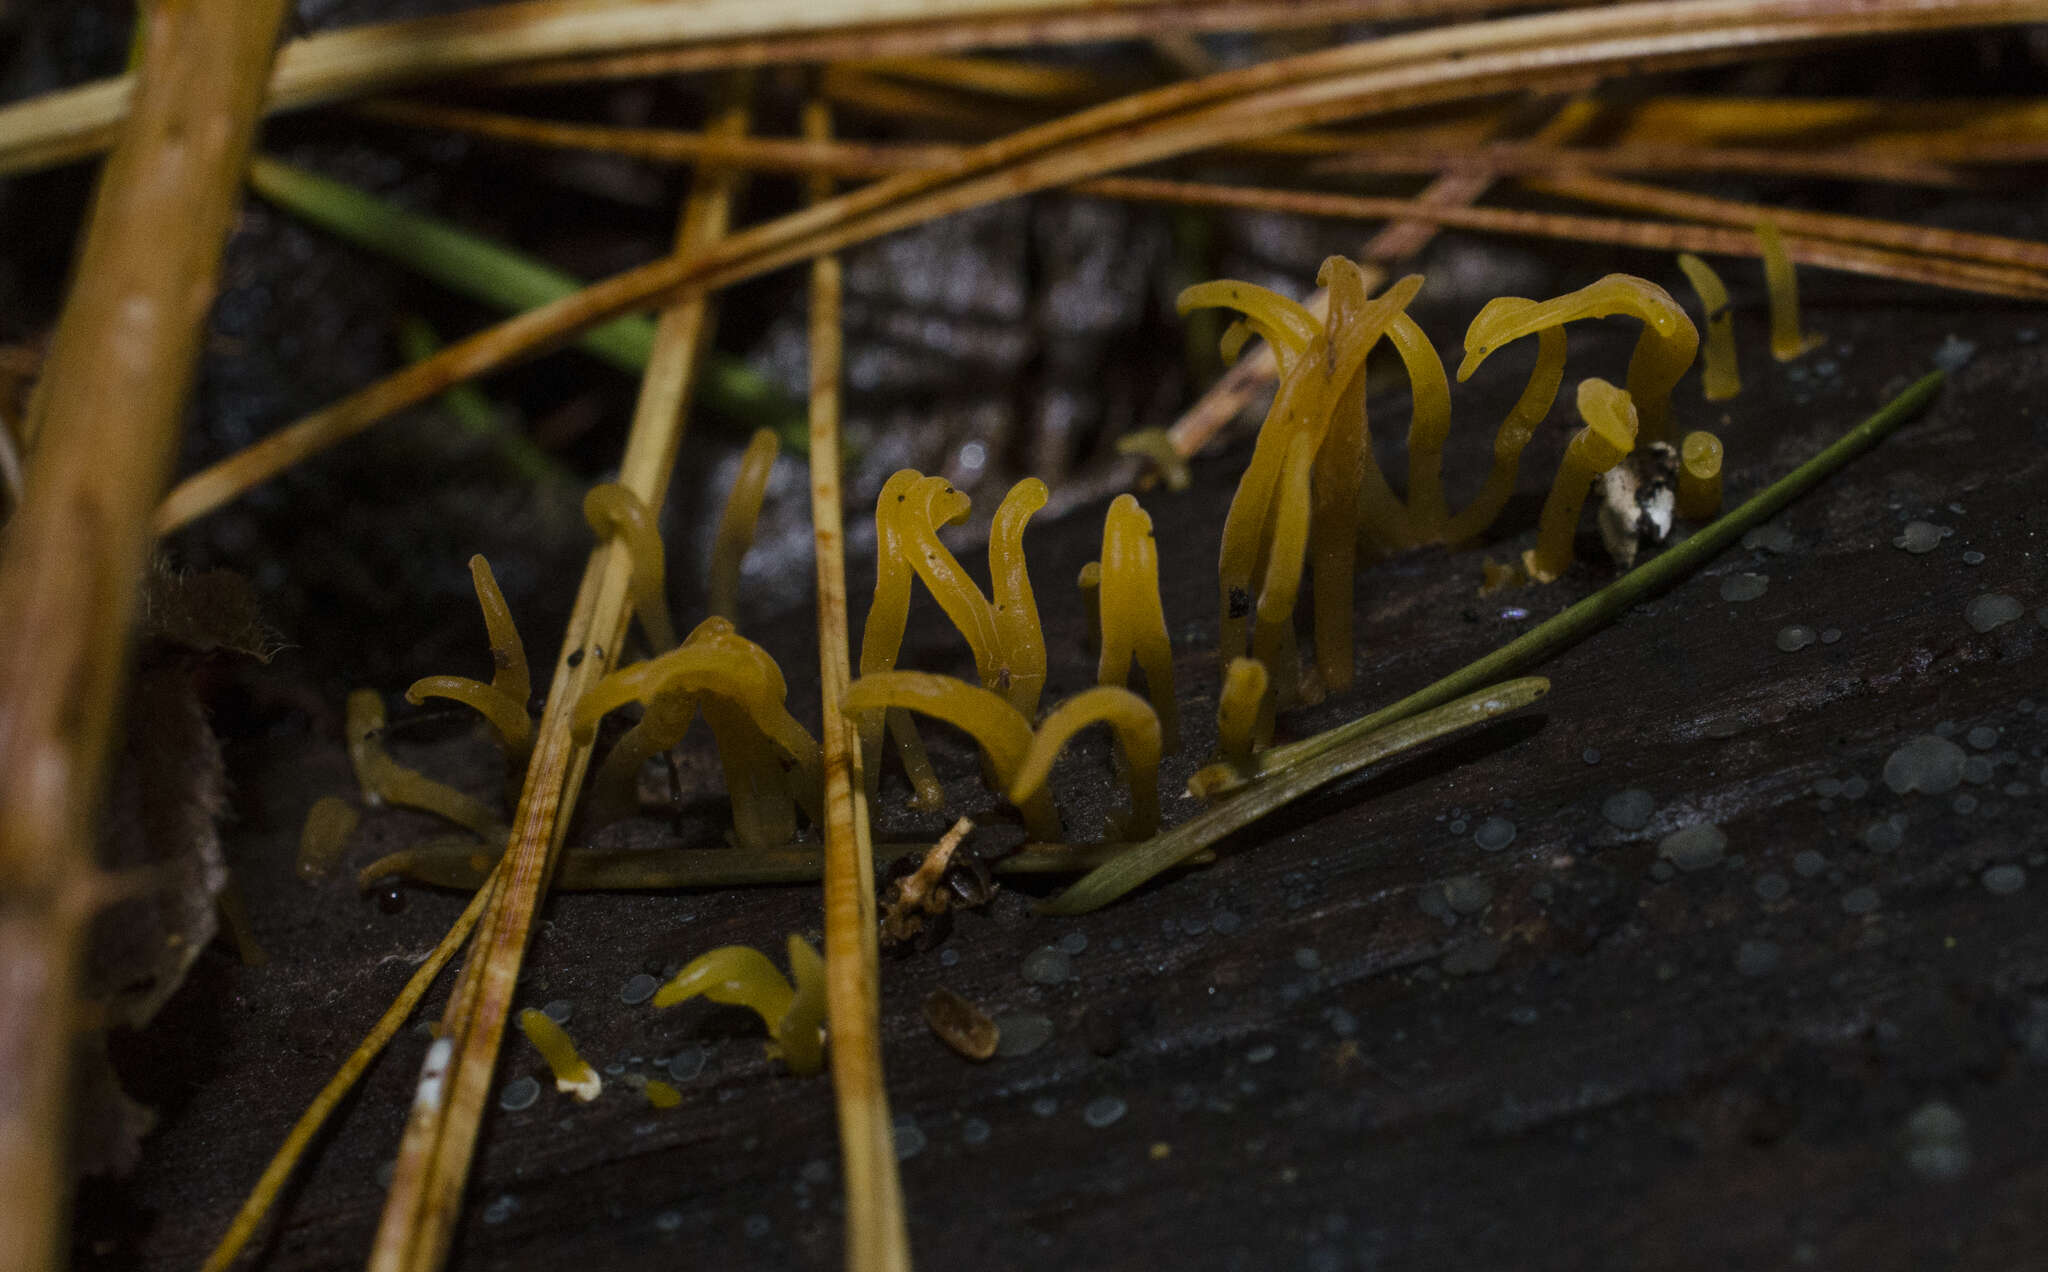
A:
[652,937,827,1075]
[1008,687,1162,839]
[296,795,358,881]
[1678,430,1724,521]
[1381,311,1457,537]
[988,477,1048,718]
[1525,378,1640,583]
[842,671,1059,841]
[516,1008,600,1101]
[404,554,533,755]
[573,622,822,848]
[1438,306,1568,546]
[1176,279,1316,378]
[1253,432,1316,714]
[856,471,942,807]
[587,687,693,823]
[1214,263,1411,664]
[1077,561,1101,655]
[345,689,505,839]
[584,481,678,652]
[708,427,779,620]
[1758,219,1823,362]
[1216,657,1269,772]
[1458,273,1697,444]
[1113,429,1191,492]
[1675,253,1741,401]
[1096,495,1178,751]
[892,474,1002,689]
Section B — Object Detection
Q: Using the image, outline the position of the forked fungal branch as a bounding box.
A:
[654,936,827,1075]
[404,554,533,755]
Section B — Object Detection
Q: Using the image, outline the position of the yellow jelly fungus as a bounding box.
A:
[517,1007,601,1100]
[1678,430,1725,521]
[404,554,534,755]
[1113,429,1192,492]
[1007,686,1162,839]
[1757,219,1823,362]
[652,936,827,1075]
[1215,656,1269,774]
[1097,496,1178,752]
[1675,253,1741,401]
[574,622,822,849]
[587,686,694,823]
[1458,273,1697,444]
[892,474,1003,691]
[583,482,678,653]
[1381,310,1457,537]
[989,477,1049,718]
[1077,560,1102,655]
[1253,432,1316,715]
[856,471,939,804]
[1524,378,1640,584]
[345,689,505,840]
[709,427,780,621]
[644,1079,682,1109]
[1176,278,1317,377]
[842,671,1060,841]
[1438,308,1568,546]
[296,795,359,881]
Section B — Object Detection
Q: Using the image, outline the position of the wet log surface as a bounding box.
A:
[75,274,2048,1271]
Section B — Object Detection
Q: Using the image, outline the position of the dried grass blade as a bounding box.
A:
[803,97,913,1272]
[364,78,754,1272]
[0,4,288,1269]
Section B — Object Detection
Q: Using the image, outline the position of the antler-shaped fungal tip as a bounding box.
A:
[651,938,826,1075]
[404,554,533,755]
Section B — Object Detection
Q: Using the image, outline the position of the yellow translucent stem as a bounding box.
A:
[1097,495,1178,752]
[1383,312,1455,537]
[895,474,1002,689]
[403,555,533,754]
[1252,433,1316,712]
[653,944,794,1021]
[1216,657,1269,774]
[587,688,694,823]
[886,708,945,811]
[1176,278,1317,377]
[856,470,920,792]
[842,671,1058,841]
[644,1081,682,1109]
[296,795,358,881]
[1113,429,1190,491]
[1676,253,1741,400]
[1077,561,1101,656]
[1441,321,1568,545]
[516,1008,600,1101]
[1459,273,1697,445]
[1758,220,1823,362]
[1008,686,1162,839]
[702,696,799,851]
[583,482,678,652]
[1678,430,1725,520]
[1215,262,1405,664]
[709,427,780,620]
[988,477,1048,718]
[776,935,827,1075]
[1525,378,1640,583]
[345,689,504,839]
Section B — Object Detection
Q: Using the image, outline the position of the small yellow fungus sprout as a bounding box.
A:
[296,795,358,880]
[575,620,821,850]
[1458,273,1696,444]
[653,936,827,1075]
[842,671,1060,841]
[1216,657,1269,772]
[989,477,1049,718]
[643,1079,682,1109]
[857,471,945,809]
[1097,495,1178,751]
[404,554,533,756]
[1008,687,1163,839]
[1678,430,1725,521]
[708,427,779,621]
[1114,428,1192,491]
[345,689,505,839]
[1757,220,1824,362]
[584,482,678,652]
[1524,378,1640,583]
[1675,253,1741,400]
[517,1007,601,1100]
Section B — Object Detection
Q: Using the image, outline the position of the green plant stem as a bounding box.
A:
[1044,676,1550,915]
[1209,366,1948,799]
[247,155,803,444]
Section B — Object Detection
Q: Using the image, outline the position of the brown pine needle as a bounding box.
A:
[364,80,753,1272]
[154,0,2048,530]
[1312,139,1965,185]
[803,96,913,1272]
